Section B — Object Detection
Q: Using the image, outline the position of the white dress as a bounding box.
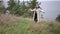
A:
[31,8,45,22]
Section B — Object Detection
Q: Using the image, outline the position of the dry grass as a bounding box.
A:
[0,14,20,25]
[27,21,60,34]
[0,14,60,34]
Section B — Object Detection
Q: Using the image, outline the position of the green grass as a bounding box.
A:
[0,19,34,34]
[0,18,60,34]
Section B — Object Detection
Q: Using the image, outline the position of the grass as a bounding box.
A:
[0,19,34,34]
[0,14,60,34]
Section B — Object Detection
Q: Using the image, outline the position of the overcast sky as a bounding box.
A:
[3,0,60,20]
[41,1,60,20]
[3,0,60,1]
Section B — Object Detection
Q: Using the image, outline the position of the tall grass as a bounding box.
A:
[0,14,60,34]
[27,21,60,34]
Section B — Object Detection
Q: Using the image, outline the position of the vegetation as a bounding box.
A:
[0,0,60,34]
[6,0,37,17]
[0,14,60,34]
[0,6,5,13]
[56,15,60,22]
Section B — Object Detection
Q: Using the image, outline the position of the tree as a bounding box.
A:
[7,0,37,17]
[0,6,5,13]
[7,0,16,14]
[31,0,37,9]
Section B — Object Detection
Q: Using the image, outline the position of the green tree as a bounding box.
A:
[7,0,37,17]
[0,6,5,13]
[31,0,37,9]
[7,0,16,14]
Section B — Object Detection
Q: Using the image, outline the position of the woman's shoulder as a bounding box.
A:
[37,8,41,11]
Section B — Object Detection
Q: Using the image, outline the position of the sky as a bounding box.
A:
[3,0,60,1]
[41,1,60,20]
[3,0,60,20]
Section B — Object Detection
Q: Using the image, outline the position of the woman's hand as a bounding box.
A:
[28,8,32,13]
[29,8,32,11]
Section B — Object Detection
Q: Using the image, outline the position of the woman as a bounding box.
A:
[29,5,45,23]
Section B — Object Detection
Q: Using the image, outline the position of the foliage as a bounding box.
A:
[7,0,37,17]
[31,0,37,9]
[0,16,60,34]
[7,0,16,14]
[56,15,60,22]
[0,6,5,13]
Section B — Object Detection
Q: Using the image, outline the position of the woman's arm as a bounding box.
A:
[41,9,45,13]
[29,8,35,11]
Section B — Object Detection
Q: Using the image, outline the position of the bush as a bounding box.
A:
[0,6,5,13]
[56,15,60,22]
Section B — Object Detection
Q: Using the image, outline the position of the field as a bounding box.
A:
[0,14,60,34]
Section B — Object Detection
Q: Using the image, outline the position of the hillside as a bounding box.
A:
[0,14,60,34]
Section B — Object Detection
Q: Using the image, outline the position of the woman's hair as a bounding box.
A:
[38,6,40,8]
[37,6,42,9]
[35,5,42,9]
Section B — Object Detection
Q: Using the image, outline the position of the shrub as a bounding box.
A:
[56,15,60,22]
